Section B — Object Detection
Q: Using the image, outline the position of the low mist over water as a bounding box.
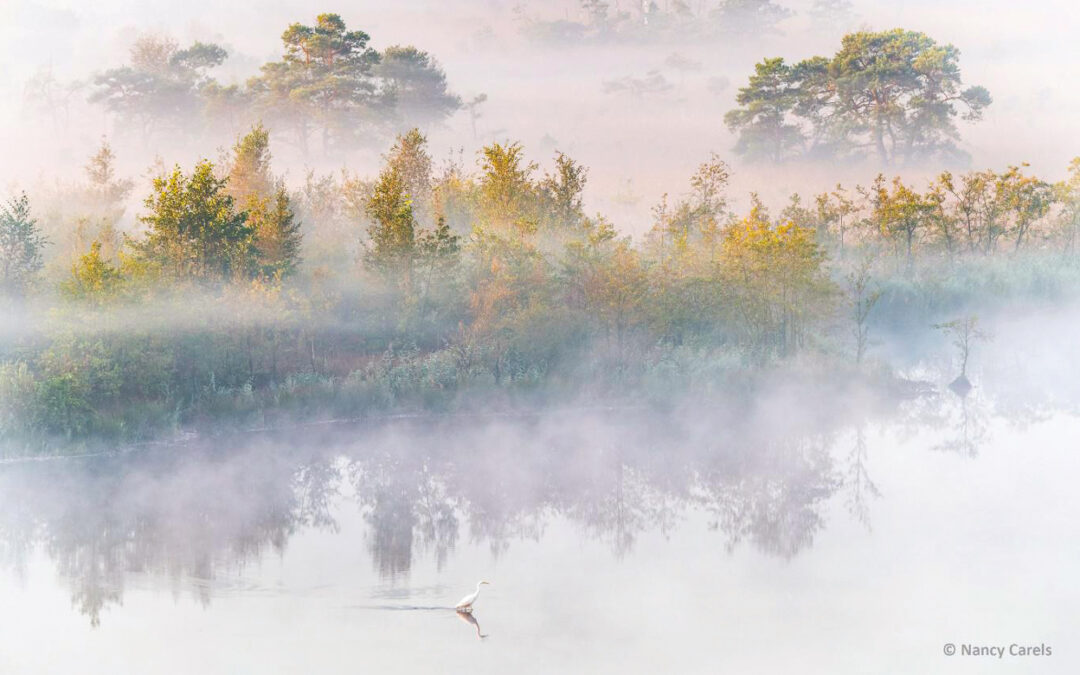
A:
[2,305,1080,672]
[2,1,1079,673]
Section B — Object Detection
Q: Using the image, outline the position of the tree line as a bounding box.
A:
[2,123,1079,450]
[87,13,461,155]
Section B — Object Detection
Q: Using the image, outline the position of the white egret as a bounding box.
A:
[455,581,490,613]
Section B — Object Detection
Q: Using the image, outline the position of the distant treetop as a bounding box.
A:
[89,14,462,158]
[724,29,992,167]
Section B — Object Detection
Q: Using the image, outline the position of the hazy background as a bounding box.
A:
[1,0,1077,233]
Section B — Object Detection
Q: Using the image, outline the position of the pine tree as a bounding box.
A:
[0,193,48,297]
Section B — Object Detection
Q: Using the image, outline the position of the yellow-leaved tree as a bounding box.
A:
[720,205,834,359]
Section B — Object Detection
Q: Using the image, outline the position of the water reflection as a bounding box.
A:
[898,377,993,458]
[844,426,881,528]
[936,391,991,457]
[0,373,1062,627]
[0,448,340,626]
[456,610,488,640]
[351,453,458,578]
[699,435,839,559]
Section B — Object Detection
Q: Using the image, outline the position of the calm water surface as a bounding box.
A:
[1,313,1078,674]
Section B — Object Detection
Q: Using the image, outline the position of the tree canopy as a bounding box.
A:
[91,36,228,141]
[378,46,462,129]
[228,125,303,278]
[88,14,461,156]
[250,13,385,155]
[132,161,254,282]
[726,29,991,166]
[0,194,48,297]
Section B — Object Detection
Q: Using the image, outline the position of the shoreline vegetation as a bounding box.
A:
[2,18,1079,457]
[2,125,1078,456]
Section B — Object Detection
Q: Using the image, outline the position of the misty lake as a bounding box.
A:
[4,0,1079,670]
[2,337,1078,675]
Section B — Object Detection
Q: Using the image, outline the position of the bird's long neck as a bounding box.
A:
[475,583,483,594]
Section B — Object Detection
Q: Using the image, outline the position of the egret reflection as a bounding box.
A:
[0,372,1063,628]
[456,609,489,640]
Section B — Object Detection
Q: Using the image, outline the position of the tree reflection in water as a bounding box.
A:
[0,394,984,627]
[698,434,839,560]
[0,447,341,626]
[844,426,881,529]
